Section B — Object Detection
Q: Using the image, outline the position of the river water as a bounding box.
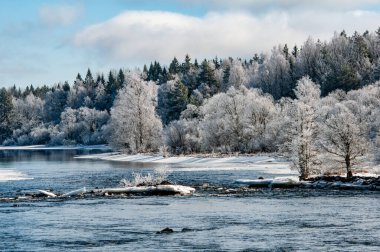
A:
[0,150,379,251]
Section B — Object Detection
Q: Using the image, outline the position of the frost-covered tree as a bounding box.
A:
[200,88,247,152]
[109,72,162,152]
[57,107,109,145]
[282,77,321,179]
[244,89,277,151]
[227,60,249,90]
[43,86,68,124]
[11,94,44,144]
[319,102,370,178]
[199,87,277,153]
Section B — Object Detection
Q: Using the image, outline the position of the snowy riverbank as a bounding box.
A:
[75,152,284,164]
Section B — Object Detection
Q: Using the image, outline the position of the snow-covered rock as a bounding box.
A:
[96,185,195,196]
[235,176,300,188]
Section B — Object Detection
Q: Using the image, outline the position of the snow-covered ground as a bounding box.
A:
[76,152,281,164]
[76,153,297,175]
[0,169,32,182]
[0,145,110,150]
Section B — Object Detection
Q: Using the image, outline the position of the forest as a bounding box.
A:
[1,30,380,178]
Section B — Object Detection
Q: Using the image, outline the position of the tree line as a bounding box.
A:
[1,30,380,177]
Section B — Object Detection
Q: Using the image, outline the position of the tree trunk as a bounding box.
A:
[345,155,352,179]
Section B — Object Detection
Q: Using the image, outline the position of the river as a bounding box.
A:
[0,149,379,251]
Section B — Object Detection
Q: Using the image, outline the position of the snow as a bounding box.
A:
[38,190,57,197]
[76,153,296,174]
[62,187,87,197]
[79,153,296,174]
[236,176,300,186]
[96,185,195,196]
[77,153,281,164]
[0,169,32,182]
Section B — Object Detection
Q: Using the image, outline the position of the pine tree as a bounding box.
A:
[84,69,94,90]
[160,67,169,84]
[167,80,188,124]
[158,79,189,125]
[116,69,125,89]
[182,54,192,74]
[292,45,298,58]
[198,59,218,94]
[283,44,289,60]
[0,88,13,143]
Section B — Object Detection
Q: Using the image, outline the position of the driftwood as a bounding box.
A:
[38,190,57,197]
[33,185,195,200]
[96,185,195,196]
[236,178,300,189]
[61,187,86,197]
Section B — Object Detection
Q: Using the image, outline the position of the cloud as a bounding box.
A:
[74,9,380,64]
[39,4,83,27]
[183,0,380,12]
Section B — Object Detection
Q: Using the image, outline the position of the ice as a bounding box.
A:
[0,169,32,182]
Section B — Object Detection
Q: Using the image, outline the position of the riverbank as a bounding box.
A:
[236,175,380,191]
[75,152,285,164]
[0,144,110,150]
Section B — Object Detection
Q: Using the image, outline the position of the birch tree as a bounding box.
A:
[109,72,162,152]
[283,76,321,179]
[319,102,370,178]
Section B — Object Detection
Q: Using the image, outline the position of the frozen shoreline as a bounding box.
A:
[75,152,286,164]
[0,169,33,182]
[75,152,298,175]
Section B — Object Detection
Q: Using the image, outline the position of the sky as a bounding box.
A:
[1,0,380,88]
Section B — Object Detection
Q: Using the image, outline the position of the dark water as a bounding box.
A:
[0,150,379,251]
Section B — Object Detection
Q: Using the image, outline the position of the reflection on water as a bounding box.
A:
[0,150,379,251]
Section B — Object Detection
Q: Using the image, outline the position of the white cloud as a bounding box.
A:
[39,4,83,27]
[74,9,380,64]
[184,0,380,11]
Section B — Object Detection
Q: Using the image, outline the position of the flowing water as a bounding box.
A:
[0,150,379,251]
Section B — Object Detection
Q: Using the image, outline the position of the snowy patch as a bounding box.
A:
[0,169,33,182]
[77,153,281,164]
[173,164,296,174]
[97,185,195,196]
[236,176,300,186]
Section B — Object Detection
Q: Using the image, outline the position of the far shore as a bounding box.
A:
[0,145,378,177]
[0,144,111,150]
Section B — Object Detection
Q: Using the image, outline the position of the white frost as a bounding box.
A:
[0,169,32,182]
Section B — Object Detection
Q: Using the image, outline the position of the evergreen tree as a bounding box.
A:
[160,67,169,84]
[283,44,289,60]
[76,73,83,81]
[84,69,94,89]
[116,69,125,89]
[169,57,180,76]
[0,88,14,143]
[158,79,188,125]
[223,64,231,87]
[182,54,192,74]
[292,45,298,58]
[198,59,218,95]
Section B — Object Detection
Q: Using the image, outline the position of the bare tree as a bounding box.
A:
[319,102,370,178]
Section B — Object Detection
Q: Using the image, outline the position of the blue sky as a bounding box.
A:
[1,0,380,88]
